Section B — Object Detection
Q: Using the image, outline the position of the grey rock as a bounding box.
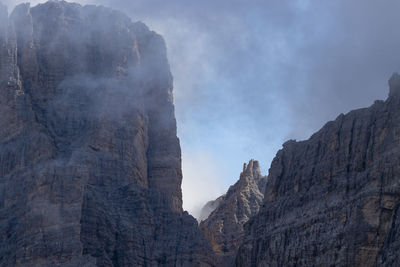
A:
[0,1,214,266]
[236,73,400,267]
[200,160,266,267]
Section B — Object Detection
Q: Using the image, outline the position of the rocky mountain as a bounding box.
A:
[4,1,400,267]
[236,74,400,266]
[200,160,267,266]
[0,1,214,266]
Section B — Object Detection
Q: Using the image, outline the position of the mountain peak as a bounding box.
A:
[242,159,262,180]
[200,159,267,266]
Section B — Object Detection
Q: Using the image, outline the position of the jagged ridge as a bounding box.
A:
[200,159,267,267]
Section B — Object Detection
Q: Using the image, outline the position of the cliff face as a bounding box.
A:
[0,1,214,266]
[200,160,267,267]
[236,74,400,266]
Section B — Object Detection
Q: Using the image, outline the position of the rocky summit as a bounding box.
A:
[0,1,214,266]
[200,160,267,267]
[236,74,400,266]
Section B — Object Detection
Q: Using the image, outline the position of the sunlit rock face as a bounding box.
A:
[200,159,267,267]
[0,1,214,266]
[236,74,400,266]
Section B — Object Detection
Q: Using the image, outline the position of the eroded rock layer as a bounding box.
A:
[200,160,266,266]
[236,74,400,267]
[0,1,214,266]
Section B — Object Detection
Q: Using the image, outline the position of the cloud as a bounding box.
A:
[181,150,228,219]
[3,0,400,217]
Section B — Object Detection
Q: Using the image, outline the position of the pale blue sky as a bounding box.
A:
[4,0,400,217]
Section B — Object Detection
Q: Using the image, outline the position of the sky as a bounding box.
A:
[3,0,400,218]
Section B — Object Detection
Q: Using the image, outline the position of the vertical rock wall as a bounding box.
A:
[236,75,400,267]
[0,2,214,266]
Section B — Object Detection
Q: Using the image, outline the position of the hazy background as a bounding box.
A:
[3,0,400,218]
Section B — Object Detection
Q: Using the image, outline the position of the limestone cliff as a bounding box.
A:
[0,1,214,266]
[200,160,267,266]
[236,74,400,266]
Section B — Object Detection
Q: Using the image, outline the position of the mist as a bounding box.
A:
[3,0,400,218]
